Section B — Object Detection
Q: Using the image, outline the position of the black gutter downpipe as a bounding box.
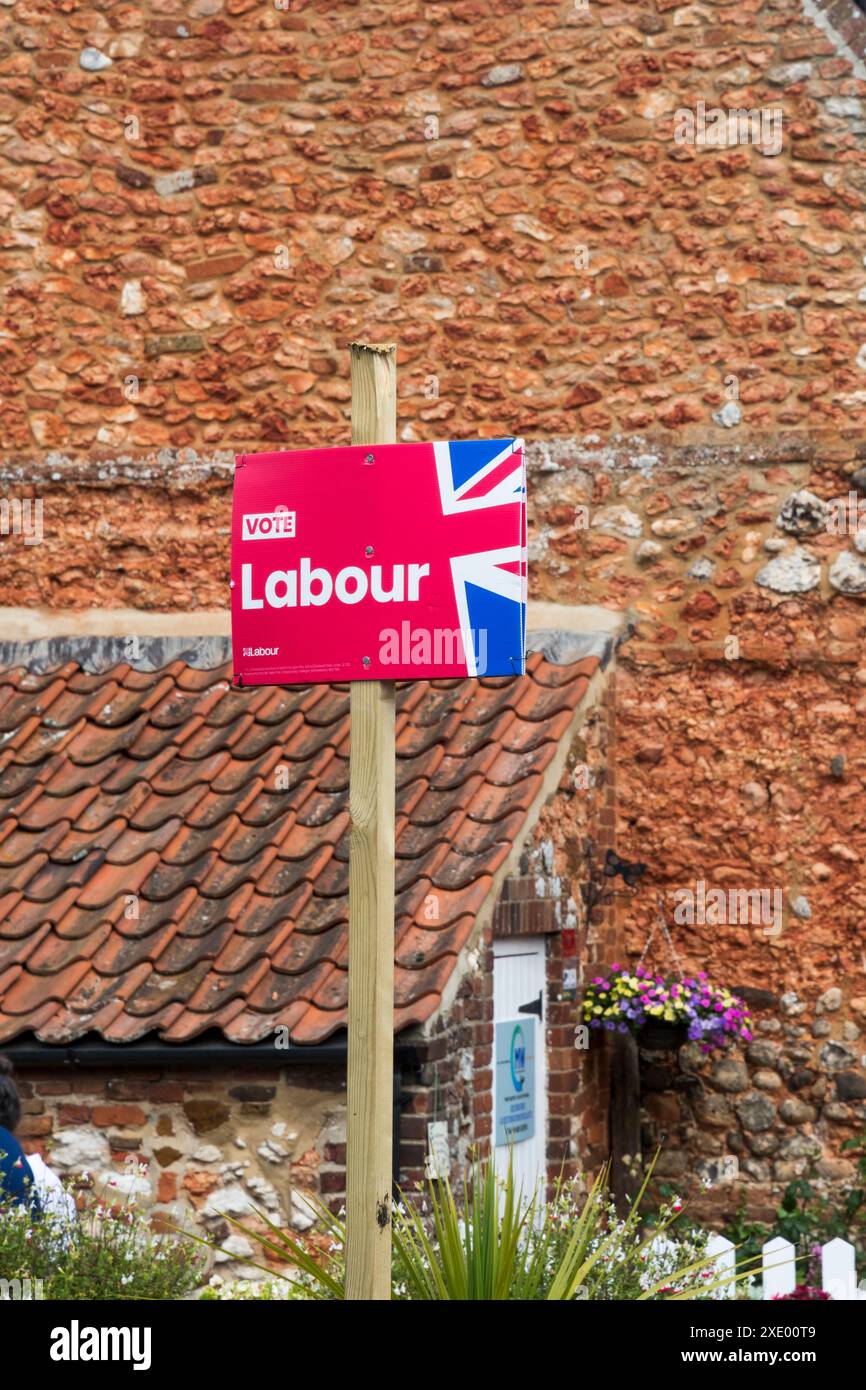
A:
[0,1032,420,1072]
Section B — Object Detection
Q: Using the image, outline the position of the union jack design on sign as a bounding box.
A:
[231,437,526,685]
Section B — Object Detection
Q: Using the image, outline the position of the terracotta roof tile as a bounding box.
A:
[211,749,283,794]
[101,751,175,796]
[428,744,500,790]
[275,811,350,859]
[149,681,222,729]
[148,750,228,797]
[11,722,79,766]
[0,923,51,974]
[294,787,347,828]
[157,999,246,1044]
[27,921,113,974]
[127,720,191,761]
[170,885,251,939]
[64,714,152,765]
[55,902,121,941]
[172,719,250,762]
[395,811,464,860]
[0,680,67,732]
[183,784,251,830]
[217,815,285,865]
[9,854,68,899]
[0,822,69,868]
[395,843,451,893]
[124,961,214,1016]
[66,667,125,693]
[24,668,81,691]
[486,743,559,786]
[409,774,487,826]
[2,887,78,935]
[93,924,180,976]
[286,891,344,937]
[0,654,597,1044]
[397,913,476,968]
[0,761,41,799]
[2,959,92,1015]
[78,782,152,831]
[160,819,235,867]
[154,921,236,975]
[214,919,295,976]
[462,776,542,823]
[36,684,112,730]
[515,674,590,722]
[396,712,463,757]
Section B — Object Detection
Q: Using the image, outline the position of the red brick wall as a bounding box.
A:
[399,683,622,1194]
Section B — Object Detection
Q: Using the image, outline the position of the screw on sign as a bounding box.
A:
[229,342,528,1299]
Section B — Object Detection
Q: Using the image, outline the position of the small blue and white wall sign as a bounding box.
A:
[494,1017,536,1146]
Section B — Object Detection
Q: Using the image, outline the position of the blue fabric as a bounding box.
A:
[0,1125,42,1214]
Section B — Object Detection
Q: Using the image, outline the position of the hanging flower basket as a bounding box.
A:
[580,962,752,1054]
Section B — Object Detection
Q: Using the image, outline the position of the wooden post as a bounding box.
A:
[345,341,397,1300]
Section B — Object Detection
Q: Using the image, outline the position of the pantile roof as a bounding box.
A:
[0,654,598,1046]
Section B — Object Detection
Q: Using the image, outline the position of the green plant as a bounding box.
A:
[0,1178,203,1301]
[723,1139,866,1280]
[198,1152,754,1301]
[543,1173,720,1300]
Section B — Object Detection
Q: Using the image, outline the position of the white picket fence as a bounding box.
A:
[704,1232,866,1300]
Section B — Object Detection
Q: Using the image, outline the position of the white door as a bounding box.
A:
[493,936,547,1207]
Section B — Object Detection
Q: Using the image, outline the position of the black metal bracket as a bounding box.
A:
[518,990,543,1021]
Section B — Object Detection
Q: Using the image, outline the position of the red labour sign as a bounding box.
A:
[230,437,526,686]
